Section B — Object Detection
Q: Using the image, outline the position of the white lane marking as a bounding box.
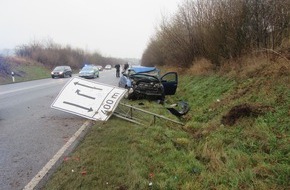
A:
[23,120,93,190]
[0,82,59,96]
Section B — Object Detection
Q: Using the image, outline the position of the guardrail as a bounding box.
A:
[113,103,184,126]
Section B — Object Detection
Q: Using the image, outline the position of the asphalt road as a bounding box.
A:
[0,69,120,190]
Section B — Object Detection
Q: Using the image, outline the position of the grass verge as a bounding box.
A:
[44,58,289,189]
[0,57,50,85]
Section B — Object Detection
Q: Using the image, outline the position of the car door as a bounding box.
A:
[161,72,178,95]
[95,67,99,77]
[63,67,68,75]
[64,66,71,76]
[118,74,131,88]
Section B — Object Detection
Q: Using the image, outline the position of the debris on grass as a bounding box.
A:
[221,103,275,126]
[167,101,190,117]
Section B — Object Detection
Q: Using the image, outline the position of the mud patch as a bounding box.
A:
[221,103,274,126]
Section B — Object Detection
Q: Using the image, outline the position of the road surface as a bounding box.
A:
[0,69,120,190]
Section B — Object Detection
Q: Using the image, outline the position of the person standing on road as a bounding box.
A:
[122,63,129,75]
[115,64,120,77]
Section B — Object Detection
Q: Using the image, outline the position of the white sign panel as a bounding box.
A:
[51,77,127,121]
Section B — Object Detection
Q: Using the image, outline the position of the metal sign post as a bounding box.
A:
[11,72,15,82]
[114,103,184,126]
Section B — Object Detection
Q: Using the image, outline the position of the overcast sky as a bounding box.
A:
[0,0,181,58]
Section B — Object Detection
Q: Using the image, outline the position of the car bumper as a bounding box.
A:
[51,74,64,78]
[128,87,164,100]
[79,74,95,78]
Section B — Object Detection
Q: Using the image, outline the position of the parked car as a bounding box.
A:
[96,65,103,71]
[51,66,72,78]
[79,65,99,79]
[105,65,112,70]
[118,66,178,101]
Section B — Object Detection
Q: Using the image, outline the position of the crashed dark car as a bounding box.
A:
[118,66,178,101]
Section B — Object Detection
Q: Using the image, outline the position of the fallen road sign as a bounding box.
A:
[51,77,127,121]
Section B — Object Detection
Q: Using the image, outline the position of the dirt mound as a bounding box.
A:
[221,103,274,126]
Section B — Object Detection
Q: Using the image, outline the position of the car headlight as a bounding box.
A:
[154,83,161,87]
[128,88,134,94]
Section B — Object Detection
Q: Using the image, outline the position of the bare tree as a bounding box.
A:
[142,0,290,68]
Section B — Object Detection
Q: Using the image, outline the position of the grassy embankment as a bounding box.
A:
[0,57,50,85]
[43,55,289,190]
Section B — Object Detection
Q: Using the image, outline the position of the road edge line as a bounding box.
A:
[23,120,94,190]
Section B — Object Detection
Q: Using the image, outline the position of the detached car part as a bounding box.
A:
[167,101,190,117]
